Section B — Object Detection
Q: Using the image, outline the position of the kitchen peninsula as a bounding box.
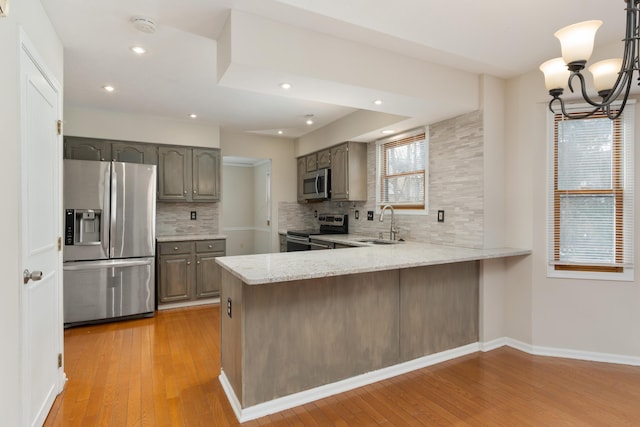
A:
[216,239,530,422]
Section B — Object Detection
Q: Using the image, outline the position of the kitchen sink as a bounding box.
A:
[357,238,401,245]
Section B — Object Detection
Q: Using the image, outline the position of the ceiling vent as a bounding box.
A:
[131,16,157,34]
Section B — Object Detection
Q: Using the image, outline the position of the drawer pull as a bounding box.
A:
[208,244,213,249]
[173,246,179,251]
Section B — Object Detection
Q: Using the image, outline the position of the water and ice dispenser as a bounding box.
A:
[65,209,103,246]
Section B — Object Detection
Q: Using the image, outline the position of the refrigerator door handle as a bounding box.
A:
[110,162,117,258]
[63,258,154,270]
[102,165,111,258]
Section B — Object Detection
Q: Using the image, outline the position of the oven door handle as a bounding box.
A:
[286,236,310,245]
[309,241,332,249]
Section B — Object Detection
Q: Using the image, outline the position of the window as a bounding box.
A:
[376,128,428,213]
[547,103,634,280]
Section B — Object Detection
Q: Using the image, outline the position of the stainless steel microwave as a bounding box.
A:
[302,168,330,201]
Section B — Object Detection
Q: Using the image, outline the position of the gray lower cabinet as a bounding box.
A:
[279,233,287,252]
[158,146,220,202]
[157,239,225,305]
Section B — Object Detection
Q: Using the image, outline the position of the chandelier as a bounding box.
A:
[539,0,639,119]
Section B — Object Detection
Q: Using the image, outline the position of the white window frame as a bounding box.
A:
[546,101,635,282]
[375,127,429,215]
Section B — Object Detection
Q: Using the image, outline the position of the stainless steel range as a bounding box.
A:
[286,214,348,251]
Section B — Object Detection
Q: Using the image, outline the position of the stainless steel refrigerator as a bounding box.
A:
[63,159,156,326]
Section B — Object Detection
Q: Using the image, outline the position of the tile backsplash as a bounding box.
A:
[156,202,219,236]
[279,110,485,248]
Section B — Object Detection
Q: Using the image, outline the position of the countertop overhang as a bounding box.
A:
[217,234,530,285]
[156,234,226,242]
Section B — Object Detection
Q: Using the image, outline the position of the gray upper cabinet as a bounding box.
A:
[192,148,220,202]
[158,146,191,202]
[330,141,367,201]
[297,157,306,202]
[317,149,331,169]
[157,146,220,202]
[305,153,318,172]
[111,142,157,165]
[64,137,111,161]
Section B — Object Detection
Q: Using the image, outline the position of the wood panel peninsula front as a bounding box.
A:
[215,239,530,422]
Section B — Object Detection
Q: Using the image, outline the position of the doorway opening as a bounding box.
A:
[222,157,272,255]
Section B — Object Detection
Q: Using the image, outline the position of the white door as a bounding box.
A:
[20,32,63,427]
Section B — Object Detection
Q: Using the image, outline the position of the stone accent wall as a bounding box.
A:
[156,202,219,236]
[280,110,485,248]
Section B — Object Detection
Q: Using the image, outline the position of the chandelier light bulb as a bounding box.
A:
[539,58,570,91]
[589,58,623,94]
[554,20,602,69]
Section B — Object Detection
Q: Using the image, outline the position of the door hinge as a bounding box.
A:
[57,353,62,368]
[57,237,62,251]
[56,120,62,136]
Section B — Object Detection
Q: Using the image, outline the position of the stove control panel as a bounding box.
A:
[318,214,348,233]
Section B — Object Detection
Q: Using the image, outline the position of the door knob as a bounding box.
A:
[23,269,43,285]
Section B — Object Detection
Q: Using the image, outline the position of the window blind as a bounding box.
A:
[547,104,634,270]
[377,128,426,209]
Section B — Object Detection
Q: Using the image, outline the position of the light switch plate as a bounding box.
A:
[437,210,445,222]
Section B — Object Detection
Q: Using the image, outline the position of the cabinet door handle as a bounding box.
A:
[183,190,188,194]
[187,261,191,265]
[197,261,201,264]
[193,190,197,194]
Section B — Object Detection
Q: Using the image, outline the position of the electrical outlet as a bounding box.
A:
[190,211,197,220]
[355,210,360,220]
[367,211,374,221]
[437,210,445,222]
[227,298,232,318]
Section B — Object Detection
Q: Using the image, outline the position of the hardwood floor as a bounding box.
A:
[44,304,640,426]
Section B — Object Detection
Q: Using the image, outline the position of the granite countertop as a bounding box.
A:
[216,234,530,285]
[156,234,226,242]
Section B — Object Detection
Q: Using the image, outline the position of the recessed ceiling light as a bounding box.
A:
[189,113,197,119]
[103,85,115,92]
[277,130,284,135]
[131,46,147,55]
[280,83,292,90]
[305,114,314,125]
[381,129,395,135]
[374,99,384,105]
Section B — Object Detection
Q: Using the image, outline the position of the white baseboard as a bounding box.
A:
[219,338,640,423]
[503,338,640,366]
[219,342,480,423]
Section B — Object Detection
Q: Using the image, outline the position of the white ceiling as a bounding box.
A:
[40,0,624,139]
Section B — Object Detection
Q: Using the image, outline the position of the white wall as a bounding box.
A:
[220,131,296,252]
[64,107,220,148]
[253,161,272,253]
[505,41,640,358]
[0,1,63,424]
[222,165,255,255]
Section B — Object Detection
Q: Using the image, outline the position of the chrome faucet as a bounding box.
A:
[379,204,398,240]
